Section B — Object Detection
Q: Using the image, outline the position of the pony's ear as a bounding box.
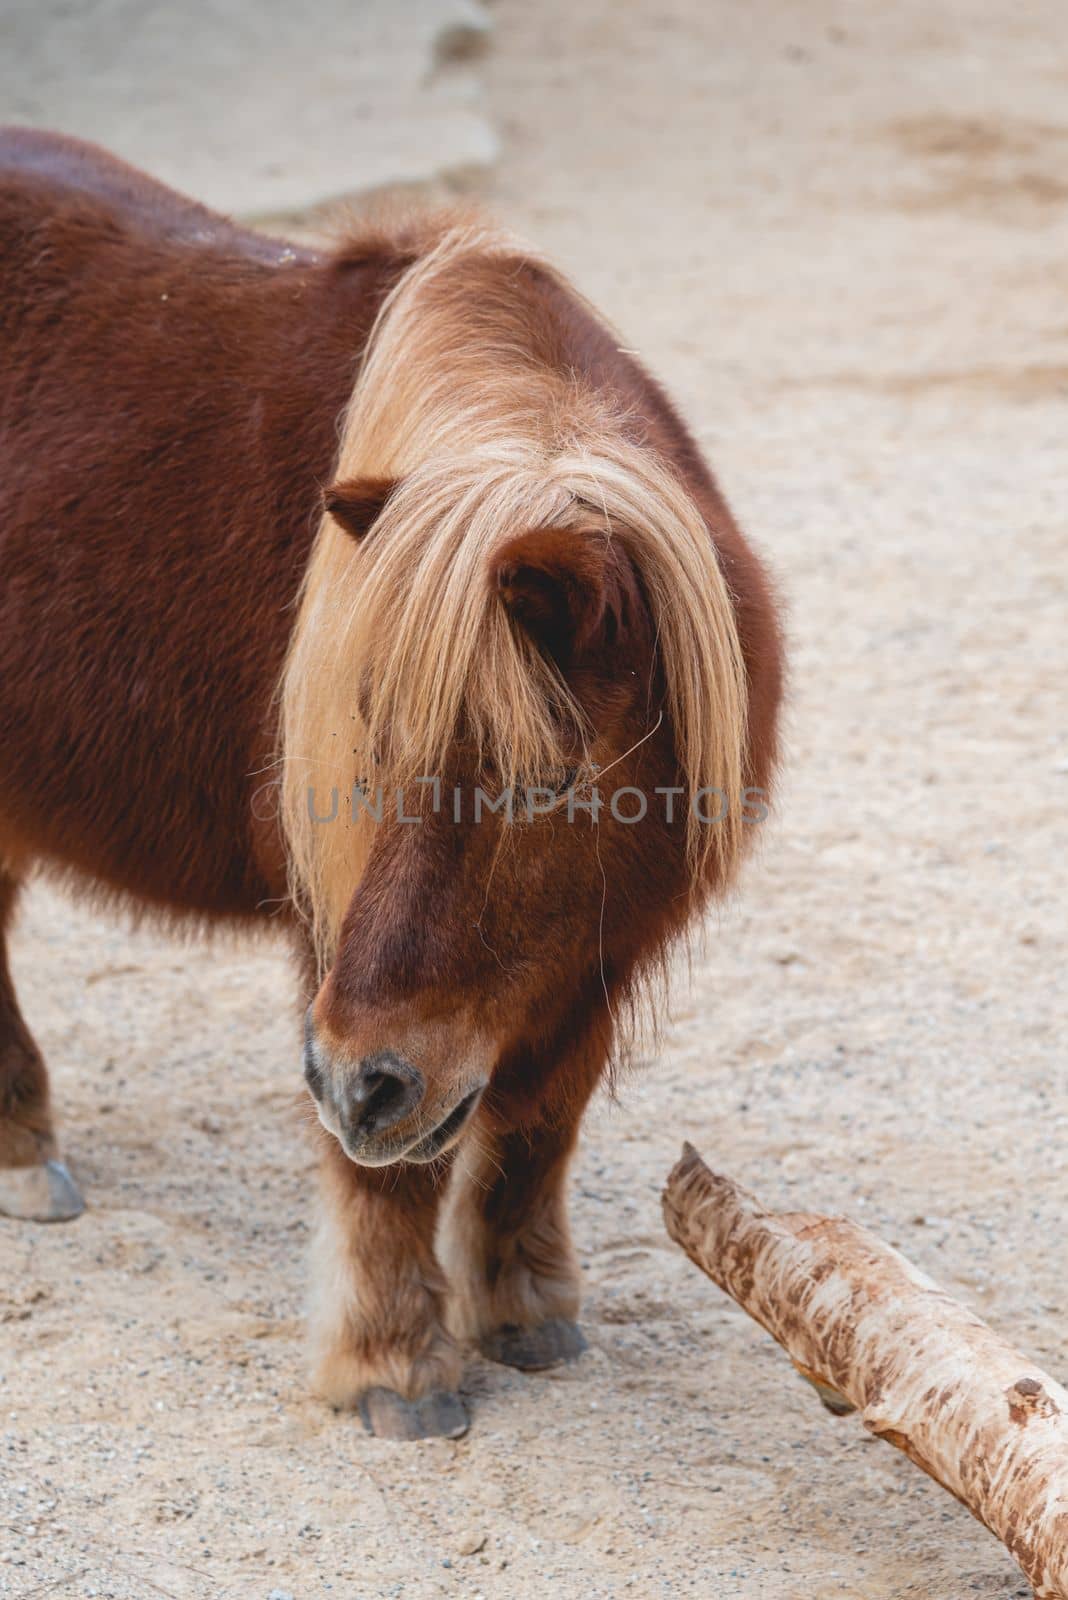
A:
[492,526,615,659]
[321,476,397,540]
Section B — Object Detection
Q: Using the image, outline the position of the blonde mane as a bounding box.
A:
[278,219,748,971]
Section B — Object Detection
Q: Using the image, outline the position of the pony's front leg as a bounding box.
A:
[311,1131,466,1439]
[441,1045,604,1372]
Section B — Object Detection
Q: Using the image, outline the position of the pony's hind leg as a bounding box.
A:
[441,1042,604,1372]
[0,872,84,1222]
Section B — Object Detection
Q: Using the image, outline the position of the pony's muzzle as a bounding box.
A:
[303,1010,488,1166]
[304,1027,424,1137]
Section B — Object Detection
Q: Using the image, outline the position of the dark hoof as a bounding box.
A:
[357,1386,469,1440]
[480,1317,587,1372]
[0,1159,85,1223]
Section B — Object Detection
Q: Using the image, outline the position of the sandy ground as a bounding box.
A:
[2,1,1067,1596]
[0,0,496,213]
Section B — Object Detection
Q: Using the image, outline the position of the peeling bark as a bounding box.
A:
[662,1143,1068,1599]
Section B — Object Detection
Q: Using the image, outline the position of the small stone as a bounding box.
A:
[456,1530,487,1556]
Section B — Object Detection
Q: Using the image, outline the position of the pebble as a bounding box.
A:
[456,1530,487,1556]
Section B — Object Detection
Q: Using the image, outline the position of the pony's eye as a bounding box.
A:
[554,768,579,796]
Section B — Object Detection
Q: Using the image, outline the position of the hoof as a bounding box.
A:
[480,1317,587,1372]
[0,1159,85,1223]
[357,1386,469,1440]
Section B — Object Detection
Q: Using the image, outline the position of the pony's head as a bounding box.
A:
[279,224,751,1166]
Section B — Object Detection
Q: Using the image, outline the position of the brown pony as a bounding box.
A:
[0,128,782,1438]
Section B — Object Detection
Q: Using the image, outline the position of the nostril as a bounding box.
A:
[346,1052,424,1135]
[351,1070,394,1116]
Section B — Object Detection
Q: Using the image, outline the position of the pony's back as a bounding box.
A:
[0,132,404,915]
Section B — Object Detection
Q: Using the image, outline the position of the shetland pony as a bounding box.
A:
[0,129,782,1438]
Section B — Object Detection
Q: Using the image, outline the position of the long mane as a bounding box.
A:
[278,219,748,971]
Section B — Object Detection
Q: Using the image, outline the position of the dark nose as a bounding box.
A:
[304,1013,425,1140]
[340,1051,425,1136]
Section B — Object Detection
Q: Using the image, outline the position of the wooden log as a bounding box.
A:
[662,1143,1068,1599]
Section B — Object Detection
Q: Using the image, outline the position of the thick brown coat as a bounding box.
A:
[0,130,783,1436]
